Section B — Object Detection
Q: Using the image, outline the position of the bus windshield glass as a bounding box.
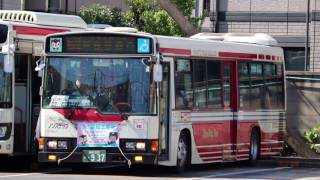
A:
[0,53,12,108]
[42,57,155,114]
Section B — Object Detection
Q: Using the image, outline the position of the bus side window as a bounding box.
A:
[207,61,222,108]
[239,62,250,109]
[193,60,207,108]
[175,59,193,109]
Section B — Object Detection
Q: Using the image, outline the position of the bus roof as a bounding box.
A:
[0,10,87,29]
[156,34,284,62]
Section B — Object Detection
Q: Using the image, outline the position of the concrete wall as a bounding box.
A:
[286,75,320,157]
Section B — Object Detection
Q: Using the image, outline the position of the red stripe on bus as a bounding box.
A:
[53,109,122,122]
[219,52,258,59]
[197,147,223,153]
[160,48,191,55]
[13,25,70,36]
[199,153,222,158]
[202,157,223,162]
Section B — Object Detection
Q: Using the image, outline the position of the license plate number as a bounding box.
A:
[82,150,106,163]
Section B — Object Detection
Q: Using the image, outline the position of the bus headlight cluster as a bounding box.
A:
[47,140,68,149]
[0,126,7,138]
[125,142,146,151]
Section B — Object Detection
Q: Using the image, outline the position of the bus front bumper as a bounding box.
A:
[38,151,157,165]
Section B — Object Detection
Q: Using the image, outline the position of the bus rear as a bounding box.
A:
[37,31,160,165]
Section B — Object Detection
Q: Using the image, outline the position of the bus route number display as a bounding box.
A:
[48,34,153,54]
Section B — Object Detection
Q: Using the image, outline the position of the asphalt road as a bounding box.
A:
[0,162,319,180]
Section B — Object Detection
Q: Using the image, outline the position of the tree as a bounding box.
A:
[126,0,183,36]
[79,4,127,27]
[158,0,199,36]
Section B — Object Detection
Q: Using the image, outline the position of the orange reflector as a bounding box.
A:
[38,138,45,145]
[151,140,159,152]
[48,155,57,161]
[134,156,143,162]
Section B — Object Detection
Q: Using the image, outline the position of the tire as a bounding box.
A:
[175,132,190,173]
[249,129,260,165]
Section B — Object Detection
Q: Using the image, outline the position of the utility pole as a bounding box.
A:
[21,0,25,10]
[305,0,310,71]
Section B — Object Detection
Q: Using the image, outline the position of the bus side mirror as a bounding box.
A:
[35,58,45,77]
[153,64,163,82]
[2,44,15,73]
[3,54,14,73]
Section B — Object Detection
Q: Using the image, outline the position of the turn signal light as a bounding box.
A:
[38,138,45,150]
[151,140,159,153]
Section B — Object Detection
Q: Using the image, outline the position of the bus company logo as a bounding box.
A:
[202,128,219,139]
[50,37,62,53]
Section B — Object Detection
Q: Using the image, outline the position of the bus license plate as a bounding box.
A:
[82,150,106,163]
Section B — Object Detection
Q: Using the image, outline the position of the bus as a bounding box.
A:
[0,10,86,157]
[37,29,285,172]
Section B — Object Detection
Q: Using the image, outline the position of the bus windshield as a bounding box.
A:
[0,53,12,108]
[42,57,155,115]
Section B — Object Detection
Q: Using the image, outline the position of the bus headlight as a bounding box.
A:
[47,140,57,149]
[125,142,135,150]
[57,141,68,149]
[136,142,146,151]
[0,126,7,138]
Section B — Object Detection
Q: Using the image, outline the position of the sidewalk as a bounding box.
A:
[258,157,320,168]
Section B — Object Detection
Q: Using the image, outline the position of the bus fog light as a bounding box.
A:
[136,142,146,151]
[125,142,135,150]
[57,141,68,149]
[134,156,143,162]
[0,126,7,138]
[47,140,57,149]
[48,155,57,161]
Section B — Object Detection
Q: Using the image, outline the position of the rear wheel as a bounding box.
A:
[175,132,189,173]
[249,129,260,165]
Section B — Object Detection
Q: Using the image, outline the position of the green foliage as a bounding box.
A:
[143,10,182,36]
[304,126,320,153]
[79,1,204,36]
[126,0,183,36]
[79,4,126,27]
[172,0,195,17]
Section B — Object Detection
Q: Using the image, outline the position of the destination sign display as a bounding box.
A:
[46,33,153,54]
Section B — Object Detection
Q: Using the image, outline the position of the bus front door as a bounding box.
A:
[159,62,170,160]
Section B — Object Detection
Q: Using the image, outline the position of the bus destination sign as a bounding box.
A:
[47,34,153,54]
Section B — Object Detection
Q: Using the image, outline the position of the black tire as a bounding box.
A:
[249,129,260,165]
[175,131,190,173]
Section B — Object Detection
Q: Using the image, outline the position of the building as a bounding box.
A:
[196,0,319,72]
[0,0,127,14]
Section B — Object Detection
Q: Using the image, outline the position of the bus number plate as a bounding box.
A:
[82,150,106,163]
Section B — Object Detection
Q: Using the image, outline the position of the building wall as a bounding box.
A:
[1,0,21,10]
[198,0,320,72]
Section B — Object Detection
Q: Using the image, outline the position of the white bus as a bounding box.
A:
[0,10,86,156]
[37,29,285,172]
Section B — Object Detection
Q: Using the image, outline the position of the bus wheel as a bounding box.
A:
[175,132,189,173]
[249,129,260,165]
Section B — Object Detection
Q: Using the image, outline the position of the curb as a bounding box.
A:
[258,157,320,168]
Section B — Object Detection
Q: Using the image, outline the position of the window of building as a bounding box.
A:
[48,0,60,13]
[203,0,210,12]
[284,47,306,71]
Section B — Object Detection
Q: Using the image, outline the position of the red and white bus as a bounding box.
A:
[37,29,285,171]
[0,10,86,156]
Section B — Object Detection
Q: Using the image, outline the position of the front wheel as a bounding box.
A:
[249,129,260,165]
[175,132,189,173]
